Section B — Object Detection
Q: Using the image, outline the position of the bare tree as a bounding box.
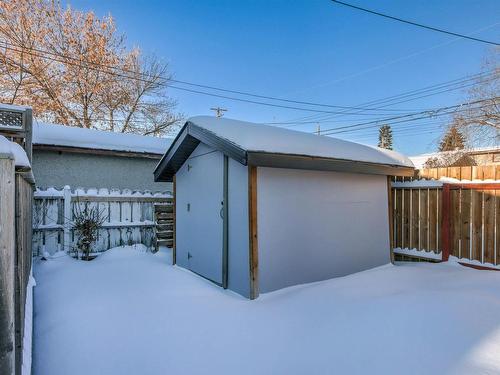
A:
[451,47,500,146]
[0,0,181,135]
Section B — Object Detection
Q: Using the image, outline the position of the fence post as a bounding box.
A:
[63,186,72,253]
[0,157,15,375]
[441,184,451,262]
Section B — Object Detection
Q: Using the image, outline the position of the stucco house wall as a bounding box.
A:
[32,149,170,192]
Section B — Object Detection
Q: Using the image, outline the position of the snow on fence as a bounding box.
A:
[33,186,172,255]
[391,180,500,267]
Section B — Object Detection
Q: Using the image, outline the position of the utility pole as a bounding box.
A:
[316,123,321,135]
[210,107,227,118]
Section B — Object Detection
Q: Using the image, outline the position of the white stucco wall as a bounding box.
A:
[32,149,170,192]
[257,167,390,293]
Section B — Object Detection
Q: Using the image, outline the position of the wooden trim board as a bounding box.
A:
[248,165,259,299]
[387,176,395,264]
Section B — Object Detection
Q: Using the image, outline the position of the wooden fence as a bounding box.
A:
[33,187,173,255]
[391,181,500,266]
[0,103,35,375]
[394,165,500,182]
[0,159,35,375]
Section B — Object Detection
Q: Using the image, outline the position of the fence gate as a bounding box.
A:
[392,181,500,267]
[442,183,499,265]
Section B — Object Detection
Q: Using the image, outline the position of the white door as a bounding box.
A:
[177,146,224,284]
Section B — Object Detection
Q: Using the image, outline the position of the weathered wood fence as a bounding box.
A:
[33,187,173,255]
[0,158,35,375]
[0,103,34,375]
[395,165,500,182]
[391,180,500,267]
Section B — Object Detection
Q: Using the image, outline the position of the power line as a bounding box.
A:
[0,40,418,114]
[318,98,498,135]
[270,69,497,126]
[330,0,500,46]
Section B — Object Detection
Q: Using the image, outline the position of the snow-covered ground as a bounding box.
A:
[34,246,500,375]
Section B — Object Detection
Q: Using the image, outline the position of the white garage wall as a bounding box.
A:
[257,167,390,293]
[227,159,250,297]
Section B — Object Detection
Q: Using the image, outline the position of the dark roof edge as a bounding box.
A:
[247,152,415,177]
[153,121,247,182]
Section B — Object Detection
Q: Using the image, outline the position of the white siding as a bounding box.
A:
[257,167,390,293]
[227,159,250,297]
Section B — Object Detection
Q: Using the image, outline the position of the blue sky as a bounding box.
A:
[67,0,499,155]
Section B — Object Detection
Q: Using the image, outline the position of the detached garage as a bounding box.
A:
[154,116,414,299]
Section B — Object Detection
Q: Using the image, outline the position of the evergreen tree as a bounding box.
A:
[378,124,393,150]
[439,126,466,152]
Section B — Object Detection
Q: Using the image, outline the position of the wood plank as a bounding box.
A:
[461,189,472,260]
[482,165,495,180]
[428,189,437,253]
[471,190,483,262]
[460,166,472,181]
[471,166,479,180]
[154,205,173,213]
[419,189,429,251]
[0,157,15,374]
[448,167,461,180]
[411,189,419,249]
[72,196,172,203]
[248,166,259,300]
[403,189,410,249]
[450,189,461,258]
[483,189,496,265]
[441,184,451,261]
[496,190,500,266]
[437,189,442,253]
[394,189,402,248]
[387,178,394,262]
[437,167,448,179]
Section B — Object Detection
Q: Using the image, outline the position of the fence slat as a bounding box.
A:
[411,189,419,249]
[419,189,428,251]
[428,189,437,252]
[496,190,500,266]
[483,189,496,264]
[451,189,461,258]
[461,190,472,260]
[33,187,172,255]
[471,190,483,262]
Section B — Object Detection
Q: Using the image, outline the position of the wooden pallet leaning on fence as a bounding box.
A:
[154,202,174,251]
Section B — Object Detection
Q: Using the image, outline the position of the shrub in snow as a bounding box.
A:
[71,199,107,260]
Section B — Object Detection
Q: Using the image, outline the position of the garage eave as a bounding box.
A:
[247,152,415,177]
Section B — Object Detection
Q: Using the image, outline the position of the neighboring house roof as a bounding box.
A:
[409,147,500,169]
[154,116,414,182]
[33,122,173,157]
[0,135,31,169]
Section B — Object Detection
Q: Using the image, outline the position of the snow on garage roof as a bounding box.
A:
[33,122,172,155]
[154,116,414,182]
